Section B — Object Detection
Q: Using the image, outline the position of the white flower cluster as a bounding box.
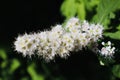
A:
[14,17,103,61]
[99,41,115,57]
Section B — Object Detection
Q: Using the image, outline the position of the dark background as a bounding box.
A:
[0,0,64,47]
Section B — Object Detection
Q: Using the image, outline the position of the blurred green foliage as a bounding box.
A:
[0,49,20,80]
[0,49,7,60]
[27,63,44,80]
[0,49,65,80]
[61,0,99,20]
[112,65,120,78]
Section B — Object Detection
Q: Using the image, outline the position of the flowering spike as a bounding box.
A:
[14,17,104,61]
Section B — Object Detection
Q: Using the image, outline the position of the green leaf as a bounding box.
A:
[27,63,44,80]
[1,60,7,68]
[104,31,120,40]
[92,0,120,29]
[21,77,29,80]
[84,0,100,11]
[61,0,77,19]
[76,0,86,20]
[117,25,120,30]
[61,0,87,20]
[112,65,120,78]
[0,49,7,60]
[109,12,115,19]
[9,59,20,73]
[104,25,120,40]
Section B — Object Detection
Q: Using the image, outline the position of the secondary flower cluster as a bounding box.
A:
[14,17,103,61]
[99,41,115,57]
